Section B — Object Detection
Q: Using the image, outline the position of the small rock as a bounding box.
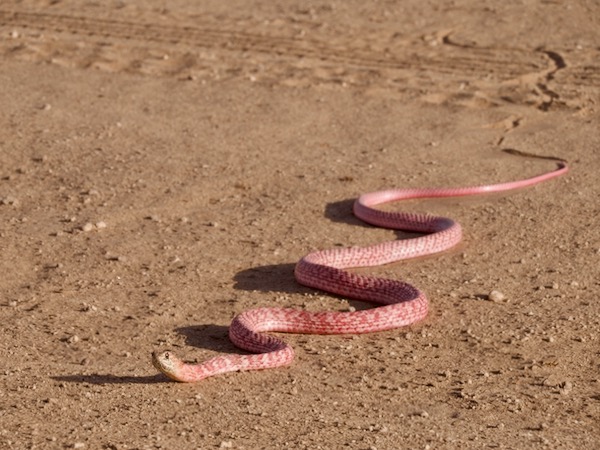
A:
[72,443,85,449]
[219,441,233,449]
[1,195,18,206]
[95,221,107,229]
[67,335,80,344]
[560,381,573,394]
[543,374,562,387]
[488,290,506,302]
[81,222,94,232]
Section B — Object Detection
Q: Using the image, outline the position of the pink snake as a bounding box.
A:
[152,159,568,382]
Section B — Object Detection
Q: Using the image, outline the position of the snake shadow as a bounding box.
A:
[233,199,350,293]
[51,325,237,385]
[52,325,245,385]
[233,199,425,299]
[324,198,368,227]
[52,374,167,385]
[325,198,427,238]
[231,199,358,294]
[173,324,246,354]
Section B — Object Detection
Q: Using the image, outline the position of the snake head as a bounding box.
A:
[151,350,187,382]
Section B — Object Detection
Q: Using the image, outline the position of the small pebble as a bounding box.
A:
[1,196,18,206]
[488,290,506,302]
[95,221,107,229]
[67,335,80,344]
[73,443,85,449]
[219,441,233,449]
[560,381,573,394]
[81,223,94,232]
[543,375,561,387]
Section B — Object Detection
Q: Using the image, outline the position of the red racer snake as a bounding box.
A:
[152,157,568,382]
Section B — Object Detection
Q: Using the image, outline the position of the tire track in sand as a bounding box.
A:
[0,9,597,110]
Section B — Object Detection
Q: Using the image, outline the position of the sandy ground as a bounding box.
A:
[1,1,599,449]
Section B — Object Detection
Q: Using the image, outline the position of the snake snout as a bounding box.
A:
[151,350,172,371]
